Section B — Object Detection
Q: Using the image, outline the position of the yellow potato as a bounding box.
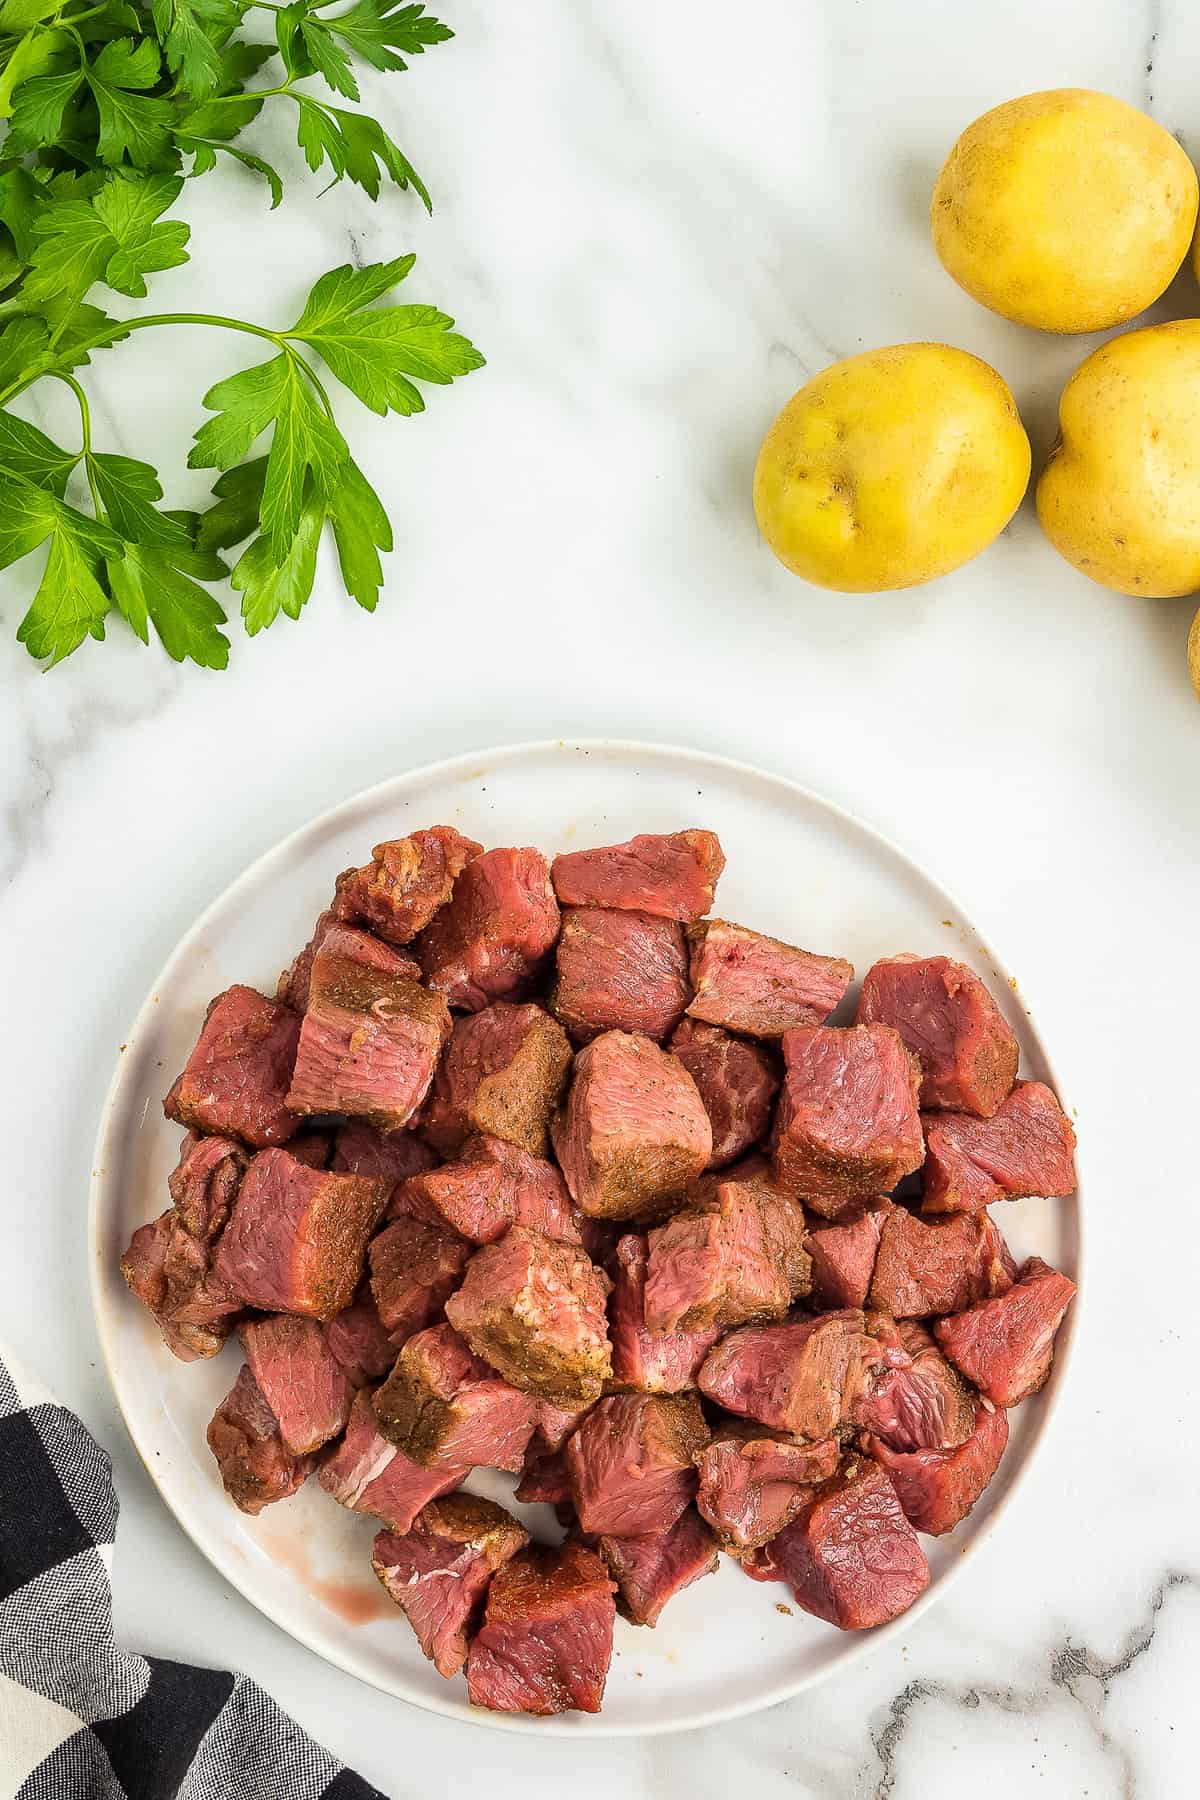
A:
[752,343,1030,592]
[932,89,1198,333]
[1037,320,1200,597]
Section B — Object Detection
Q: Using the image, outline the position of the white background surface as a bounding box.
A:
[1,0,1196,1793]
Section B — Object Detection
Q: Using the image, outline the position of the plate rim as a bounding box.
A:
[89,736,1085,1738]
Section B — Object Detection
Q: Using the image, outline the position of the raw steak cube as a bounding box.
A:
[334,826,483,945]
[922,1081,1077,1214]
[668,1018,779,1168]
[399,1134,580,1245]
[550,830,725,923]
[565,1393,708,1537]
[372,1495,529,1678]
[416,847,560,1012]
[857,954,1019,1117]
[121,1209,241,1362]
[287,944,451,1132]
[773,1024,924,1216]
[319,1388,463,1532]
[742,1456,929,1629]
[607,1234,722,1393]
[286,1130,335,1170]
[515,1442,572,1506]
[368,1216,471,1342]
[373,1323,538,1471]
[686,920,853,1039]
[238,1314,353,1455]
[445,1226,612,1405]
[167,1132,247,1240]
[164,985,301,1149]
[465,1542,617,1716]
[552,907,690,1043]
[698,1311,881,1440]
[933,1255,1077,1406]
[862,1396,1009,1535]
[867,1207,1016,1319]
[331,1119,438,1187]
[695,1424,840,1550]
[533,1398,591,1452]
[552,1031,712,1220]
[598,1507,718,1625]
[214,1148,388,1320]
[644,1172,810,1333]
[419,1002,572,1158]
[206,1364,313,1514]
[852,1318,977,1452]
[280,914,420,1013]
[806,1199,892,1309]
[324,1292,398,1387]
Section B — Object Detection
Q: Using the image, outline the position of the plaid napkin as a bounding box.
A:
[0,1345,388,1800]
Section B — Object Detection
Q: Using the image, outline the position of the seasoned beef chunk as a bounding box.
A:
[852,1318,976,1452]
[533,1399,591,1452]
[465,1542,617,1716]
[598,1507,718,1625]
[698,1311,880,1440]
[324,1292,398,1387]
[206,1364,313,1514]
[668,1019,779,1167]
[686,920,853,1039]
[863,1396,1009,1535]
[281,915,420,1014]
[373,1323,538,1471]
[515,1442,572,1505]
[695,1424,840,1550]
[644,1171,810,1333]
[319,1388,463,1532]
[238,1314,353,1455]
[552,1031,712,1221]
[773,1024,924,1216]
[164,985,301,1149]
[331,1119,438,1187]
[565,1393,708,1537]
[167,1132,247,1240]
[867,1206,1016,1319]
[367,1216,471,1342]
[287,944,451,1132]
[214,1148,388,1320]
[806,1199,892,1309]
[933,1255,1077,1406]
[742,1456,930,1629]
[121,1209,241,1362]
[286,1130,335,1170]
[607,1234,722,1393]
[857,954,1019,1117]
[399,1134,580,1245]
[417,847,560,1012]
[333,827,483,945]
[921,1081,1077,1214]
[552,907,690,1044]
[550,830,725,923]
[445,1226,612,1405]
[372,1496,529,1678]
[419,1002,572,1158]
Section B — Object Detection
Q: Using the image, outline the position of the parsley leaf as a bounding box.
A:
[292,95,430,207]
[89,450,191,545]
[92,172,191,296]
[329,455,391,612]
[87,37,176,168]
[322,0,451,74]
[231,485,324,634]
[0,476,124,664]
[0,408,77,493]
[107,538,231,667]
[288,259,485,416]
[152,0,236,99]
[300,16,360,101]
[193,456,267,551]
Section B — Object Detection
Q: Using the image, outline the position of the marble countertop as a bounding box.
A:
[2,0,1197,1792]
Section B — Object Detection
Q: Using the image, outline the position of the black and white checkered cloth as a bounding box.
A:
[0,1346,389,1800]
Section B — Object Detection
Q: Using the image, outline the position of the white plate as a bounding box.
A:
[90,740,1081,1738]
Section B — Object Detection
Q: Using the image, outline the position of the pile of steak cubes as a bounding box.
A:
[122,826,1077,1716]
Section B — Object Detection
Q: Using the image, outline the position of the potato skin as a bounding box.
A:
[752,342,1030,593]
[932,88,1198,334]
[1036,321,1200,598]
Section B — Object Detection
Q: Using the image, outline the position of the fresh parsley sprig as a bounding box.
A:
[0,1,482,669]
